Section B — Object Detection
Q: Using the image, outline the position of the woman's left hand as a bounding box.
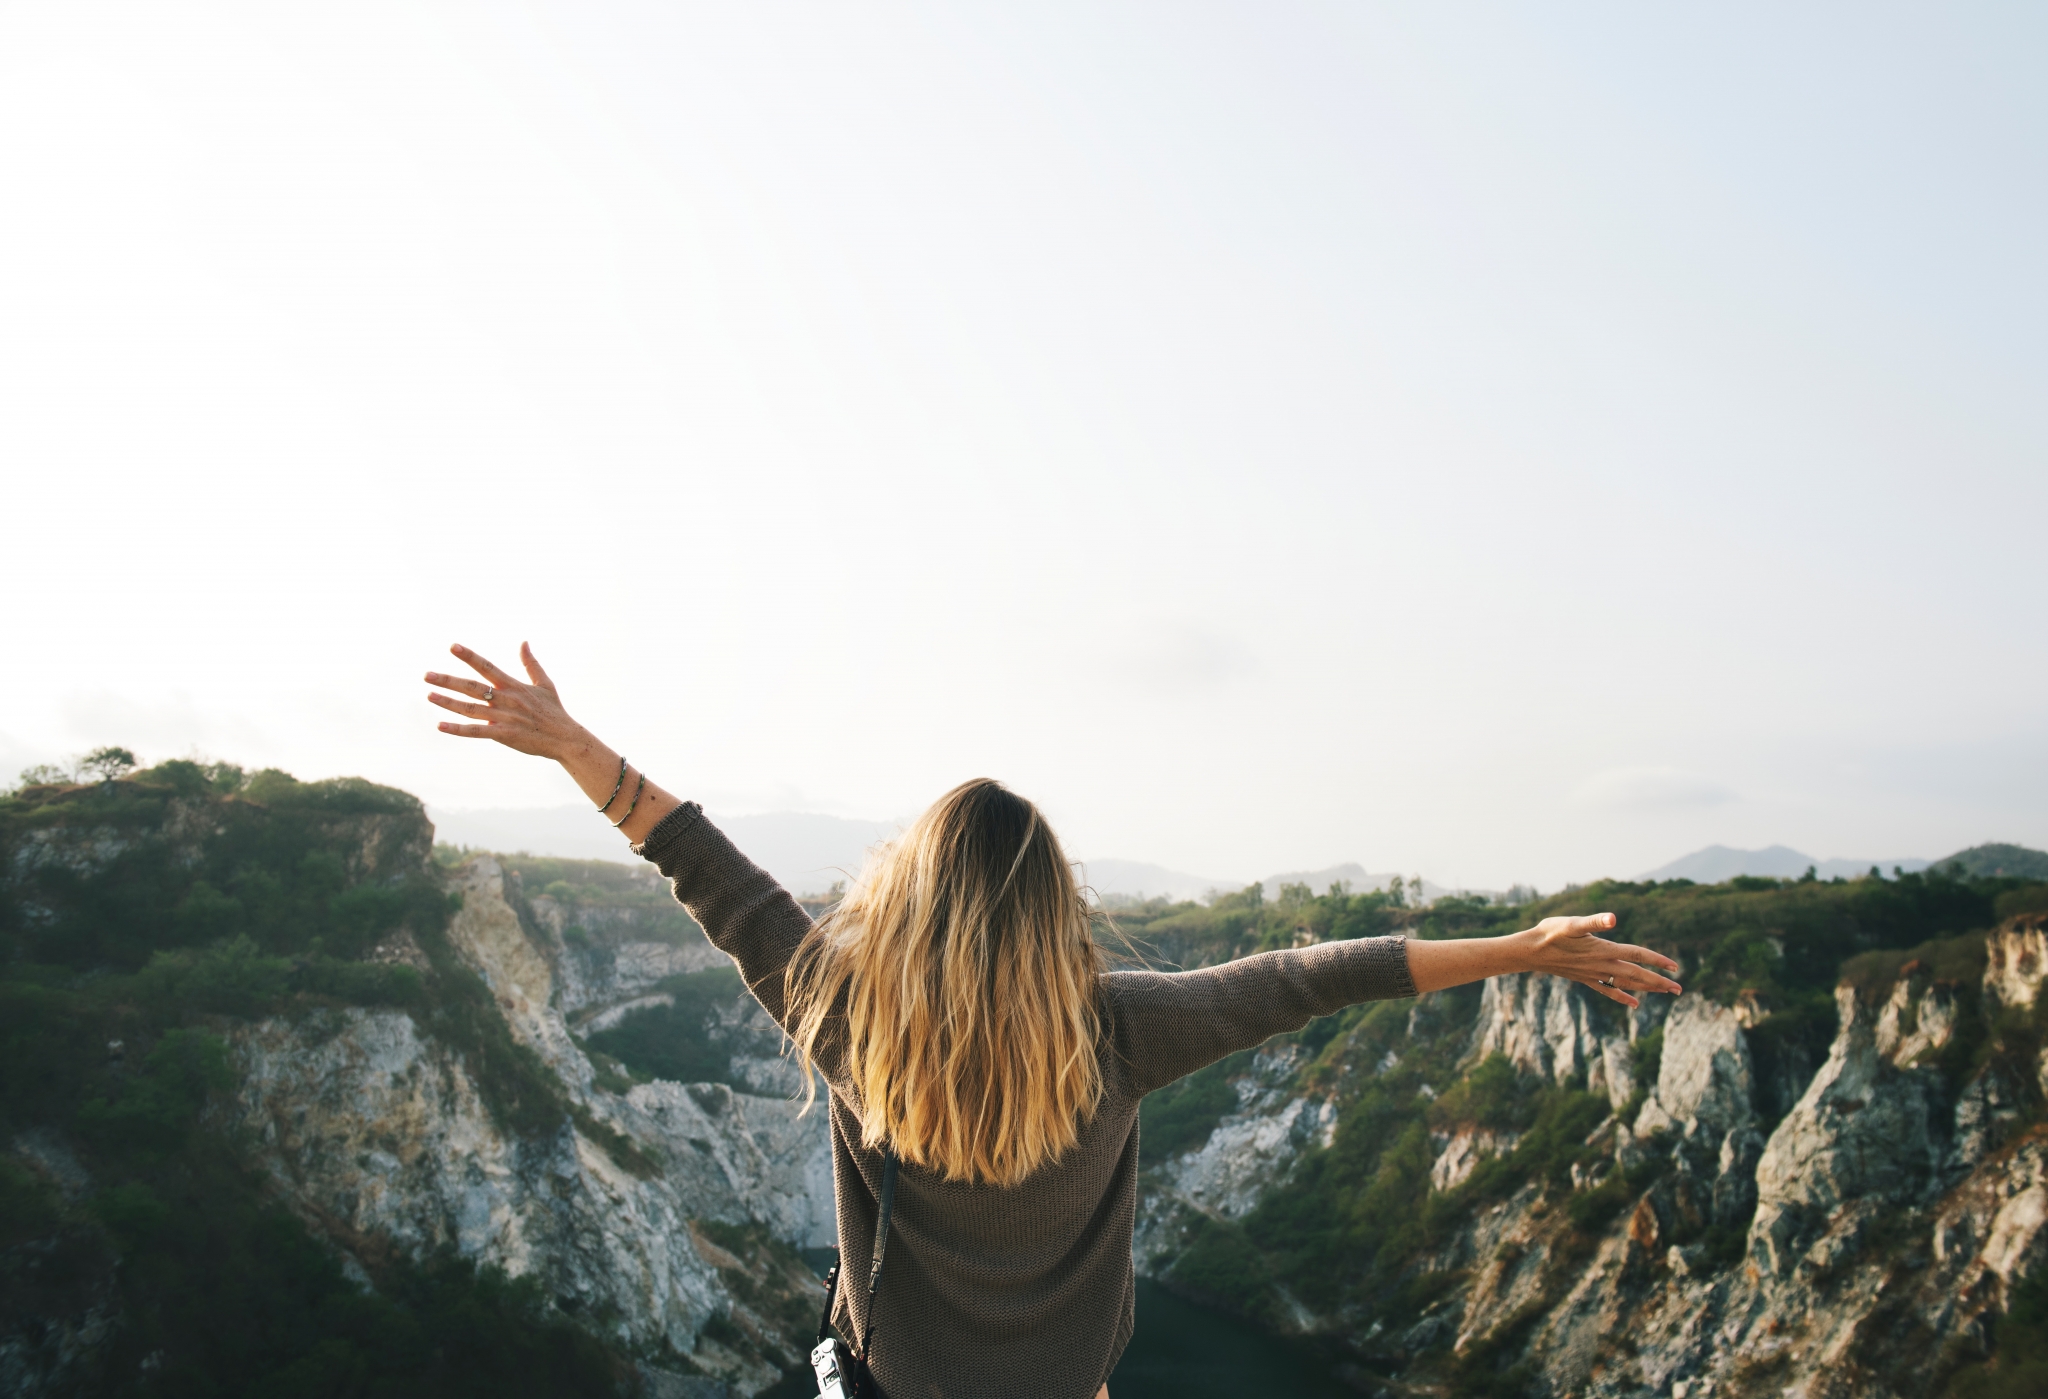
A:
[1519,913,1682,1009]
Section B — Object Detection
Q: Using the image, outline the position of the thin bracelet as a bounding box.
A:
[595,755,628,816]
[610,769,648,829]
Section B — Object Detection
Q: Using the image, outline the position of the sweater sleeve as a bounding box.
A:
[1105,936,1416,1097]
[633,801,815,1032]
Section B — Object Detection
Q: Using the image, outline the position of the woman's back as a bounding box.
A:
[636,797,1414,1399]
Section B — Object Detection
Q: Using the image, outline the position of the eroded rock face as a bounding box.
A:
[1635,996,1754,1142]
[438,859,831,1239]
[1430,1127,1520,1192]
[1470,973,1603,1088]
[230,1009,727,1353]
[1131,1046,1333,1272]
[225,856,833,1392]
[527,883,729,1015]
[1469,972,1662,1110]
[1133,917,2048,1399]
[1983,919,2048,1013]
[1160,1050,1328,1214]
[1748,970,1977,1278]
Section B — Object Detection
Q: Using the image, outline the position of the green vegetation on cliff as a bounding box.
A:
[1120,861,2048,1394]
[1,762,634,1397]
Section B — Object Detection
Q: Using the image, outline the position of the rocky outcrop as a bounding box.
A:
[1429,1127,1521,1192]
[1634,995,1754,1144]
[225,855,832,1393]
[1748,983,1950,1277]
[525,879,729,1016]
[1984,918,2048,1013]
[231,1010,724,1341]
[441,857,832,1246]
[1470,972,1668,1109]
[1134,916,2048,1398]
[1132,1045,1336,1276]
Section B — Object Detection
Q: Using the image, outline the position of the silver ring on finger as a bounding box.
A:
[1599,976,1616,987]
[482,685,495,704]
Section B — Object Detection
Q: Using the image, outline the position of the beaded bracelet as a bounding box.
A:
[595,755,629,816]
[609,770,648,829]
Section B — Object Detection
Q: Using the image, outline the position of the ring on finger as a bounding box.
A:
[482,685,495,704]
[1599,976,1616,987]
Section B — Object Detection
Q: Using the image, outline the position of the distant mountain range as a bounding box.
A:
[432,806,2048,905]
[429,805,901,896]
[1639,845,1933,883]
[1639,842,2048,883]
[1074,859,1237,903]
[430,808,1246,902]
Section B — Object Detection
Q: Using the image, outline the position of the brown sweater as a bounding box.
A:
[636,802,1416,1399]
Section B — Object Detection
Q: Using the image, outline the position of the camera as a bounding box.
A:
[811,1337,854,1399]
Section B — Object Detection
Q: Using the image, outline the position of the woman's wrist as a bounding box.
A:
[555,730,624,805]
[1499,927,1541,976]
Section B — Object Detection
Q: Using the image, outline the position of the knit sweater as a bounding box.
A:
[635,802,1416,1399]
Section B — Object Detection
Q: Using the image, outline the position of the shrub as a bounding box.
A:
[1140,1053,1249,1163]
[1166,1214,1276,1321]
[0,1156,61,1246]
[582,966,752,1090]
[1993,886,2048,923]
[76,1028,233,1157]
[1430,1054,1525,1132]
[1950,1267,2048,1398]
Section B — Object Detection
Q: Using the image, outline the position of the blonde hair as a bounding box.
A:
[784,778,1105,1187]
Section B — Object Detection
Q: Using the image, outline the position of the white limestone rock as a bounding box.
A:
[1983,919,2048,1014]
[1749,984,1948,1276]
[1430,1127,1521,1192]
[1632,996,1753,1143]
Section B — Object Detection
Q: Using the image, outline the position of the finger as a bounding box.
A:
[427,693,497,720]
[436,722,499,739]
[1571,912,1617,934]
[450,643,519,688]
[424,672,492,701]
[1571,935,1681,981]
[1583,977,1640,1010]
[520,641,555,690]
[1600,963,1683,995]
[1613,942,1681,973]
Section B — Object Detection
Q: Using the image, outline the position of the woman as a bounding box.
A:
[426,643,1681,1399]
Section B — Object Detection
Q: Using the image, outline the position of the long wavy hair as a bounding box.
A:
[783,778,1106,1187]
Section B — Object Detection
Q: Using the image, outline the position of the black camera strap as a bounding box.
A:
[815,1149,901,1367]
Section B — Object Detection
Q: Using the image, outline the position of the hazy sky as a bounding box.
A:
[4,2,2044,889]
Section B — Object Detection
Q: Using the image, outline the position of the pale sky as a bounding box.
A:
[4,2,2043,889]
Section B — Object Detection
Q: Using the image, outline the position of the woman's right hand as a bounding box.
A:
[425,642,589,760]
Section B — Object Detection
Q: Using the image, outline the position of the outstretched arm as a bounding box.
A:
[425,644,815,1022]
[1112,915,1682,1097]
[425,641,682,846]
[1109,935,1415,1096]
[1406,912,1681,1010]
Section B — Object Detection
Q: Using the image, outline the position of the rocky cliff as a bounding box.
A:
[13,767,2048,1396]
[223,855,833,1392]
[1132,912,2048,1397]
[0,767,830,1398]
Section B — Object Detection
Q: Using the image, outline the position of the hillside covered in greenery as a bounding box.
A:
[1,755,636,1397]
[10,746,2047,1397]
[1115,860,2048,1397]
